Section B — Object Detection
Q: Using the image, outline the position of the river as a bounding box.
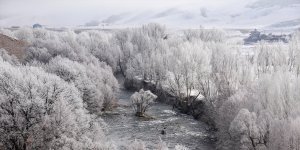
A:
[102,81,215,150]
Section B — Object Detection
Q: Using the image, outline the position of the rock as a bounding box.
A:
[161,130,166,135]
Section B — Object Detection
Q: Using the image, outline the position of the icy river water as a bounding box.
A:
[102,86,216,150]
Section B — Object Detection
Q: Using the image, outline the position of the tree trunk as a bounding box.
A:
[136,104,144,117]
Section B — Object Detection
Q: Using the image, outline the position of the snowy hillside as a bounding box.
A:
[0,0,299,29]
[96,0,300,29]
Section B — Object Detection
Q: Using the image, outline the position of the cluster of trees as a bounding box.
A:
[0,51,114,149]
[0,28,119,149]
[56,24,298,150]
[0,26,187,149]
[2,28,119,113]
[216,32,300,150]
[1,24,300,149]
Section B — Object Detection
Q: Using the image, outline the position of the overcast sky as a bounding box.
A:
[0,0,298,27]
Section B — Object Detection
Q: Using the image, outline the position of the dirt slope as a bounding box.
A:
[0,34,27,60]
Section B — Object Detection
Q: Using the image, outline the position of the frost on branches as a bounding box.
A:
[130,89,157,117]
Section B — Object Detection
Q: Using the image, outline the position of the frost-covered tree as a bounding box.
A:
[130,89,157,117]
[76,31,120,72]
[229,109,261,150]
[0,48,19,65]
[288,31,300,75]
[46,56,118,113]
[256,42,287,75]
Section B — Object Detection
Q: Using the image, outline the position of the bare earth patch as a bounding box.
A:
[0,34,27,60]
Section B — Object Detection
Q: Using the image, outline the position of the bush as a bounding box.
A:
[130,89,157,117]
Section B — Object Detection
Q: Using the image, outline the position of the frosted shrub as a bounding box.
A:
[130,89,157,117]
